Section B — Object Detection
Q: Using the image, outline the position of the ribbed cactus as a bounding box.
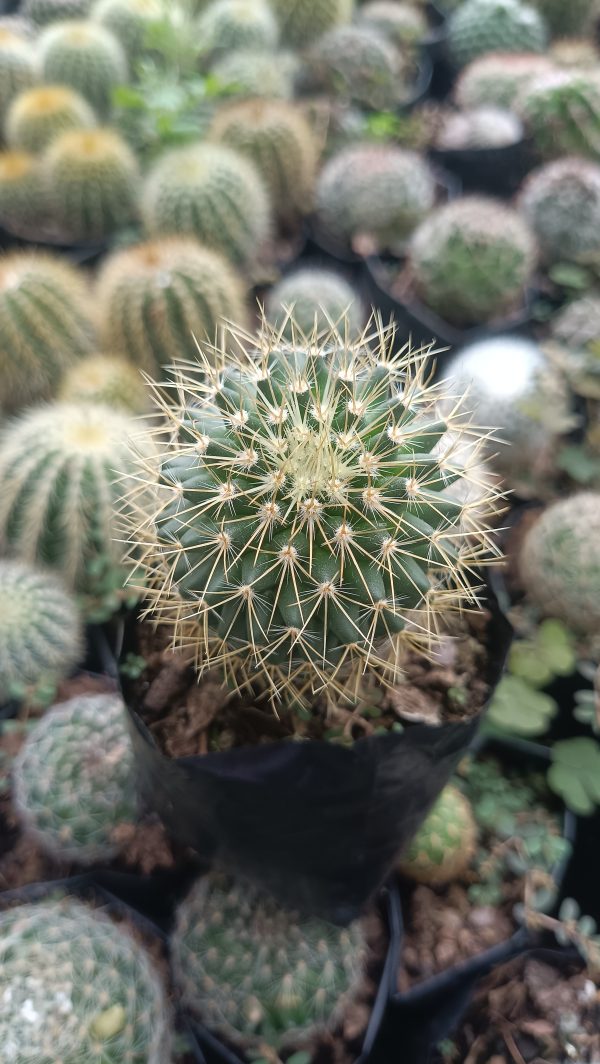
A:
[316,143,436,251]
[5,84,97,153]
[91,0,163,58]
[0,897,171,1063]
[454,52,555,110]
[531,0,593,36]
[42,128,139,241]
[271,0,353,47]
[519,158,600,266]
[0,559,83,705]
[0,150,48,233]
[518,71,600,162]
[59,353,148,413]
[13,693,137,862]
[358,1,427,48]
[210,47,297,100]
[198,0,279,55]
[173,875,366,1051]
[398,785,477,885]
[409,197,536,326]
[520,493,600,634]
[23,0,93,24]
[38,20,128,117]
[448,0,548,68]
[306,24,405,111]
[96,237,248,372]
[266,267,364,338]
[0,251,95,413]
[142,143,271,263]
[0,29,38,120]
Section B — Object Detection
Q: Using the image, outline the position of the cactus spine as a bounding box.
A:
[210,47,297,100]
[0,151,48,233]
[271,0,353,48]
[59,353,148,413]
[5,84,97,153]
[91,0,163,58]
[198,0,279,55]
[306,25,405,111]
[23,0,93,24]
[39,20,128,117]
[0,29,38,120]
[519,157,600,265]
[454,52,555,111]
[448,0,548,68]
[398,785,477,885]
[266,267,364,338]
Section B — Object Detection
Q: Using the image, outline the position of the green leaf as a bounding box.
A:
[549,262,592,290]
[557,444,600,485]
[509,620,577,687]
[112,85,145,108]
[548,738,600,815]
[486,675,558,737]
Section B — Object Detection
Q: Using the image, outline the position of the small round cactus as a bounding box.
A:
[5,84,97,153]
[172,875,366,1051]
[59,353,148,413]
[96,237,249,372]
[265,267,364,338]
[0,29,38,120]
[398,785,477,885]
[550,37,600,70]
[91,0,163,58]
[518,71,600,162]
[142,142,271,263]
[0,896,171,1063]
[42,128,139,241]
[0,559,83,705]
[13,693,137,862]
[409,196,536,326]
[448,0,548,68]
[305,24,405,111]
[519,157,600,266]
[531,0,593,36]
[0,150,48,233]
[0,251,95,412]
[38,20,128,117]
[358,1,428,49]
[315,143,436,251]
[552,294,600,350]
[210,47,298,100]
[454,52,555,110]
[23,0,93,24]
[198,0,279,55]
[0,16,38,40]
[271,0,353,48]
[435,106,523,149]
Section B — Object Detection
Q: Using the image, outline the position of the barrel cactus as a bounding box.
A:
[358,1,428,49]
[266,267,364,338]
[5,84,97,153]
[518,71,600,162]
[398,785,477,885]
[271,0,353,48]
[23,0,93,24]
[0,150,48,233]
[38,20,128,117]
[172,875,366,1051]
[454,52,554,110]
[519,157,600,266]
[96,237,248,372]
[0,29,38,120]
[531,0,593,36]
[409,197,536,326]
[210,47,297,100]
[305,24,405,111]
[448,0,548,68]
[91,0,163,58]
[198,0,279,55]
[59,353,148,413]
[0,896,171,1063]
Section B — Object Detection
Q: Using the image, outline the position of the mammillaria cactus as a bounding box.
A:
[96,237,248,371]
[315,143,436,251]
[172,875,366,1051]
[518,71,600,162]
[447,0,547,68]
[454,52,554,110]
[358,1,427,49]
[210,48,297,100]
[266,267,364,338]
[409,197,536,326]
[519,158,600,266]
[271,0,353,48]
[0,897,171,1063]
[531,0,593,36]
[0,560,83,705]
[38,21,128,116]
[520,493,600,634]
[91,0,163,58]
[0,251,95,412]
[59,353,148,413]
[198,0,279,55]
[0,150,48,232]
[305,24,405,111]
[42,128,139,241]
[13,693,137,862]
[5,84,97,153]
[398,785,477,885]
[0,29,37,120]
[23,0,93,24]
[142,143,271,263]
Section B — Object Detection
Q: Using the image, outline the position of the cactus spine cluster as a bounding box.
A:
[271,0,353,48]
[0,151,48,233]
[0,29,38,120]
[519,157,600,265]
[518,71,600,162]
[398,785,477,885]
[306,25,405,111]
[210,48,297,100]
[59,353,148,413]
[448,0,548,68]
[39,20,128,116]
[266,267,364,339]
[23,0,93,24]
[198,0,279,55]
[454,51,555,110]
[91,0,163,58]
[5,84,97,153]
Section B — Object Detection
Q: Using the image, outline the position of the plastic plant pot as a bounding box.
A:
[429,138,533,197]
[423,2,454,100]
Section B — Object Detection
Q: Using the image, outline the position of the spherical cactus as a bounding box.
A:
[265,267,364,339]
[518,71,600,162]
[305,25,405,111]
[91,0,163,58]
[552,294,600,350]
[0,150,48,233]
[172,875,366,1051]
[38,20,128,117]
[435,106,523,150]
[0,896,171,1063]
[198,0,279,55]
[23,0,93,24]
[315,143,436,252]
[211,99,318,222]
[271,0,353,48]
[550,37,600,70]
[519,157,600,266]
[142,143,271,264]
[0,559,83,705]
[5,84,97,153]
[96,237,249,372]
[531,0,593,36]
[409,197,536,326]
[398,785,477,885]
[454,52,555,110]
[0,16,38,40]
[59,353,148,413]
[210,47,298,100]
[520,493,600,633]
[358,1,428,49]
[448,0,548,68]
[0,251,95,413]
[42,128,139,242]
[0,29,38,120]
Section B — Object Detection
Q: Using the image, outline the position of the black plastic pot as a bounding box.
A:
[429,138,533,197]
[0,221,109,267]
[423,2,454,100]
[402,52,434,112]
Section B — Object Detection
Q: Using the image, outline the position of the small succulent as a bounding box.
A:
[91,0,163,59]
[23,0,93,24]
[448,0,548,68]
[305,24,406,111]
[4,83,96,152]
[519,157,600,265]
[38,20,128,117]
[265,267,364,338]
[454,51,555,110]
[398,785,477,885]
[210,47,298,100]
[518,71,600,162]
[59,353,148,413]
[198,0,279,55]
[0,150,48,233]
[0,29,38,121]
[271,0,353,48]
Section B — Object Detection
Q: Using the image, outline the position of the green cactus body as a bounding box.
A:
[23,0,93,24]
[409,196,536,327]
[359,1,428,48]
[96,237,249,372]
[266,267,364,338]
[198,0,279,55]
[91,0,163,58]
[518,71,600,162]
[454,51,555,110]
[0,897,171,1063]
[316,143,436,251]
[173,875,366,1051]
[210,47,298,100]
[306,25,405,111]
[5,84,97,153]
[0,151,48,233]
[59,353,148,413]
[398,785,477,885]
[0,251,95,413]
[142,143,271,264]
[272,0,353,47]
[519,157,600,266]
[532,0,592,36]
[0,559,83,704]
[0,30,37,120]
[0,16,37,40]
[448,0,548,68]
[39,21,128,116]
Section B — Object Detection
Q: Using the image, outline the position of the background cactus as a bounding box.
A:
[434,106,523,149]
[552,294,600,350]
[0,29,38,120]
[265,267,364,338]
[518,71,600,162]
[198,0,279,55]
[271,0,353,48]
[210,48,297,100]
[305,24,405,111]
[454,52,555,110]
[172,875,366,1050]
[409,196,536,326]
[91,0,163,58]
[447,0,548,68]
[59,353,148,413]
[519,157,600,265]
[0,150,48,233]
[358,1,428,49]
[398,785,477,885]
[531,0,593,36]
[39,20,128,116]
[0,896,171,1063]
[23,0,93,24]
[5,84,97,153]
[0,559,83,705]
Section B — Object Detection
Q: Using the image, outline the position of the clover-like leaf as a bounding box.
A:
[548,738,600,815]
[509,620,577,687]
[486,675,558,737]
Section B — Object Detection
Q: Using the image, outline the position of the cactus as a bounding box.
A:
[316,143,436,251]
[265,267,364,338]
[0,16,37,40]
[0,559,83,705]
[5,84,97,153]
[142,143,271,264]
[518,71,600,162]
[271,0,353,48]
[198,0,279,55]
[210,47,298,100]
[398,785,477,885]
[550,37,600,70]
[358,1,428,49]
[447,0,548,68]
[23,0,93,24]
[0,150,48,233]
[531,0,593,36]
[172,875,366,1051]
[39,21,128,117]
[552,294,600,350]
[0,29,38,121]
[91,0,163,58]
[409,197,536,326]
[59,353,148,413]
[305,25,405,111]
[96,237,249,372]
[435,106,523,150]
[13,692,137,862]
[0,896,171,1063]
[210,98,318,222]
[0,251,95,413]
[454,52,555,110]
[42,128,139,241]
[519,158,600,266]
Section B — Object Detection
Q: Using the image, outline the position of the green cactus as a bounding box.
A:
[91,0,163,58]
[0,559,83,705]
[0,16,37,40]
[519,157,600,266]
[59,353,148,413]
[409,196,536,327]
[398,785,477,885]
[315,143,436,251]
[448,0,548,68]
[0,896,171,1063]
[42,127,139,242]
[172,875,366,1051]
[520,493,600,634]
[305,24,405,111]
[23,0,93,24]
[0,251,95,413]
[0,150,48,233]
[210,47,298,99]
[531,0,593,36]
[271,0,353,48]
[142,143,271,264]
[96,237,249,372]
[266,267,364,338]
[518,71,600,162]
[454,51,555,110]
[0,29,38,121]
[552,294,600,350]
[198,0,279,55]
[358,1,428,48]
[39,20,128,117]
[5,84,97,153]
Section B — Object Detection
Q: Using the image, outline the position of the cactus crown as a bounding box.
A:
[518,70,600,161]
[266,267,364,339]
[454,52,555,110]
[272,0,353,48]
[59,353,148,413]
[398,784,477,885]
[306,24,405,111]
[448,0,548,68]
[5,84,97,153]
[198,0,279,54]
[519,157,600,265]
[210,48,298,100]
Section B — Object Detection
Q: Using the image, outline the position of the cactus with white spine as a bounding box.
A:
[519,157,600,266]
[59,353,148,413]
[552,295,600,350]
[39,21,128,117]
[518,71,600,162]
[5,84,96,153]
[23,0,93,24]
[0,16,37,40]
[305,24,406,111]
[0,29,38,120]
[91,0,163,58]
[198,0,279,55]
[0,151,48,233]
[0,897,171,1063]
[435,107,523,150]
[398,785,477,885]
[210,47,298,100]
[454,52,554,110]
[271,0,353,48]
[359,1,427,48]
[266,267,364,339]
[448,0,548,68]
